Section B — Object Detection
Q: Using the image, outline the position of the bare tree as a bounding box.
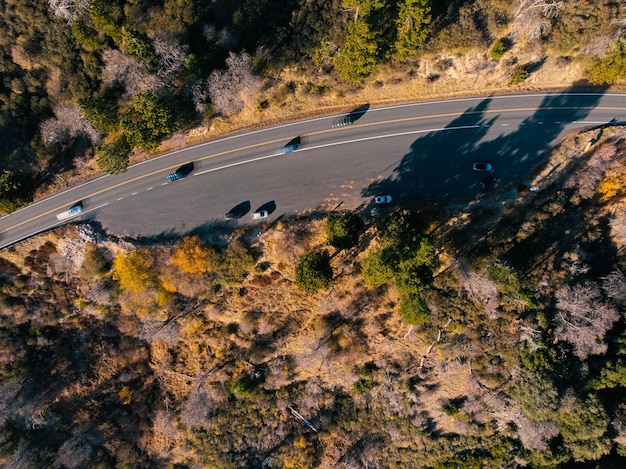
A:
[516,415,560,451]
[456,262,500,318]
[101,49,161,98]
[554,281,619,360]
[189,79,210,114]
[208,51,262,116]
[602,270,626,302]
[48,0,89,21]
[153,31,187,81]
[610,208,626,252]
[138,319,180,347]
[180,386,215,428]
[40,102,101,146]
[513,0,564,41]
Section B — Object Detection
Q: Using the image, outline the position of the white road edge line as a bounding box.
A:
[0,203,109,250]
[194,125,480,176]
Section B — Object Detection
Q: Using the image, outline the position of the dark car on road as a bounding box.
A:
[166,162,194,181]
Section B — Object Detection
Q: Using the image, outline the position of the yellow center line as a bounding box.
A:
[2,105,625,235]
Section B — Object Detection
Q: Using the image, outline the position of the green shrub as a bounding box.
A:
[96,136,131,174]
[353,378,374,393]
[398,293,431,325]
[295,250,333,295]
[361,247,397,288]
[509,65,529,85]
[588,37,626,85]
[487,262,519,295]
[121,92,176,152]
[442,401,460,416]
[78,96,119,133]
[335,19,379,82]
[489,38,507,60]
[325,211,364,250]
[230,375,256,397]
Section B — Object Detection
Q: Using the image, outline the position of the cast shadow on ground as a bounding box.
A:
[228,200,251,217]
[254,200,277,215]
[362,83,608,205]
[348,104,370,123]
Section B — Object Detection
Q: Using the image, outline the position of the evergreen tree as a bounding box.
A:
[96,136,131,174]
[295,250,334,295]
[393,0,431,62]
[335,18,379,82]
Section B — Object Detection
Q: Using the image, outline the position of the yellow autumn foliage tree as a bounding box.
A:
[170,235,218,275]
[598,166,626,203]
[112,248,157,293]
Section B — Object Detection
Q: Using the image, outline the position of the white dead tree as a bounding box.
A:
[553,281,619,360]
[153,31,187,81]
[189,80,210,114]
[513,0,564,41]
[208,51,262,116]
[40,102,101,146]
[610,208,626,253]
[602,270,626,303]
[48,0,89,22]
[101,49,161,98]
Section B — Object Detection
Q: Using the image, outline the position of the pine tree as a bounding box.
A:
[393,0,431,62]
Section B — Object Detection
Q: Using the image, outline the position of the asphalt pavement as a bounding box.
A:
[1,91,625,248]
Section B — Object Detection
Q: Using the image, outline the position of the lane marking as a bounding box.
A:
[196,125,480,175]
[0,203,109,250]
[3,106,626,236]
[4,94,626,219]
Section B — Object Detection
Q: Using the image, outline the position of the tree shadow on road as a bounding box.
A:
[362,84,608,205]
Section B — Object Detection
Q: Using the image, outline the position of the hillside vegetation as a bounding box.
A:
[0,125,625,467]
[1,0,626,211]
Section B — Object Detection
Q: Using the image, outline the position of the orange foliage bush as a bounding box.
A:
[170,236,218,276]
[112,248,156,293]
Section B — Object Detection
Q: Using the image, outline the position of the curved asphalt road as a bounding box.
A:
[1,91,625,248]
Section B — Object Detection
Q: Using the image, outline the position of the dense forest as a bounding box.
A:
[1,0,626,212]
[2,0,626,468]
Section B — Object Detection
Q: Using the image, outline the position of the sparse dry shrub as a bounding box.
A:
[158,263,210,297]
[180,386,216,429]
[48,0,89,21]
[455,261,500,318]
[54,429,98,469]
[610,208,626,251]
[554,281,619,360]
[138,319,180,347]
[153,30,187,80]
[563,143,618,199]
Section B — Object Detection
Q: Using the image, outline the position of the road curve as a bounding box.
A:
[1,91,625,248]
